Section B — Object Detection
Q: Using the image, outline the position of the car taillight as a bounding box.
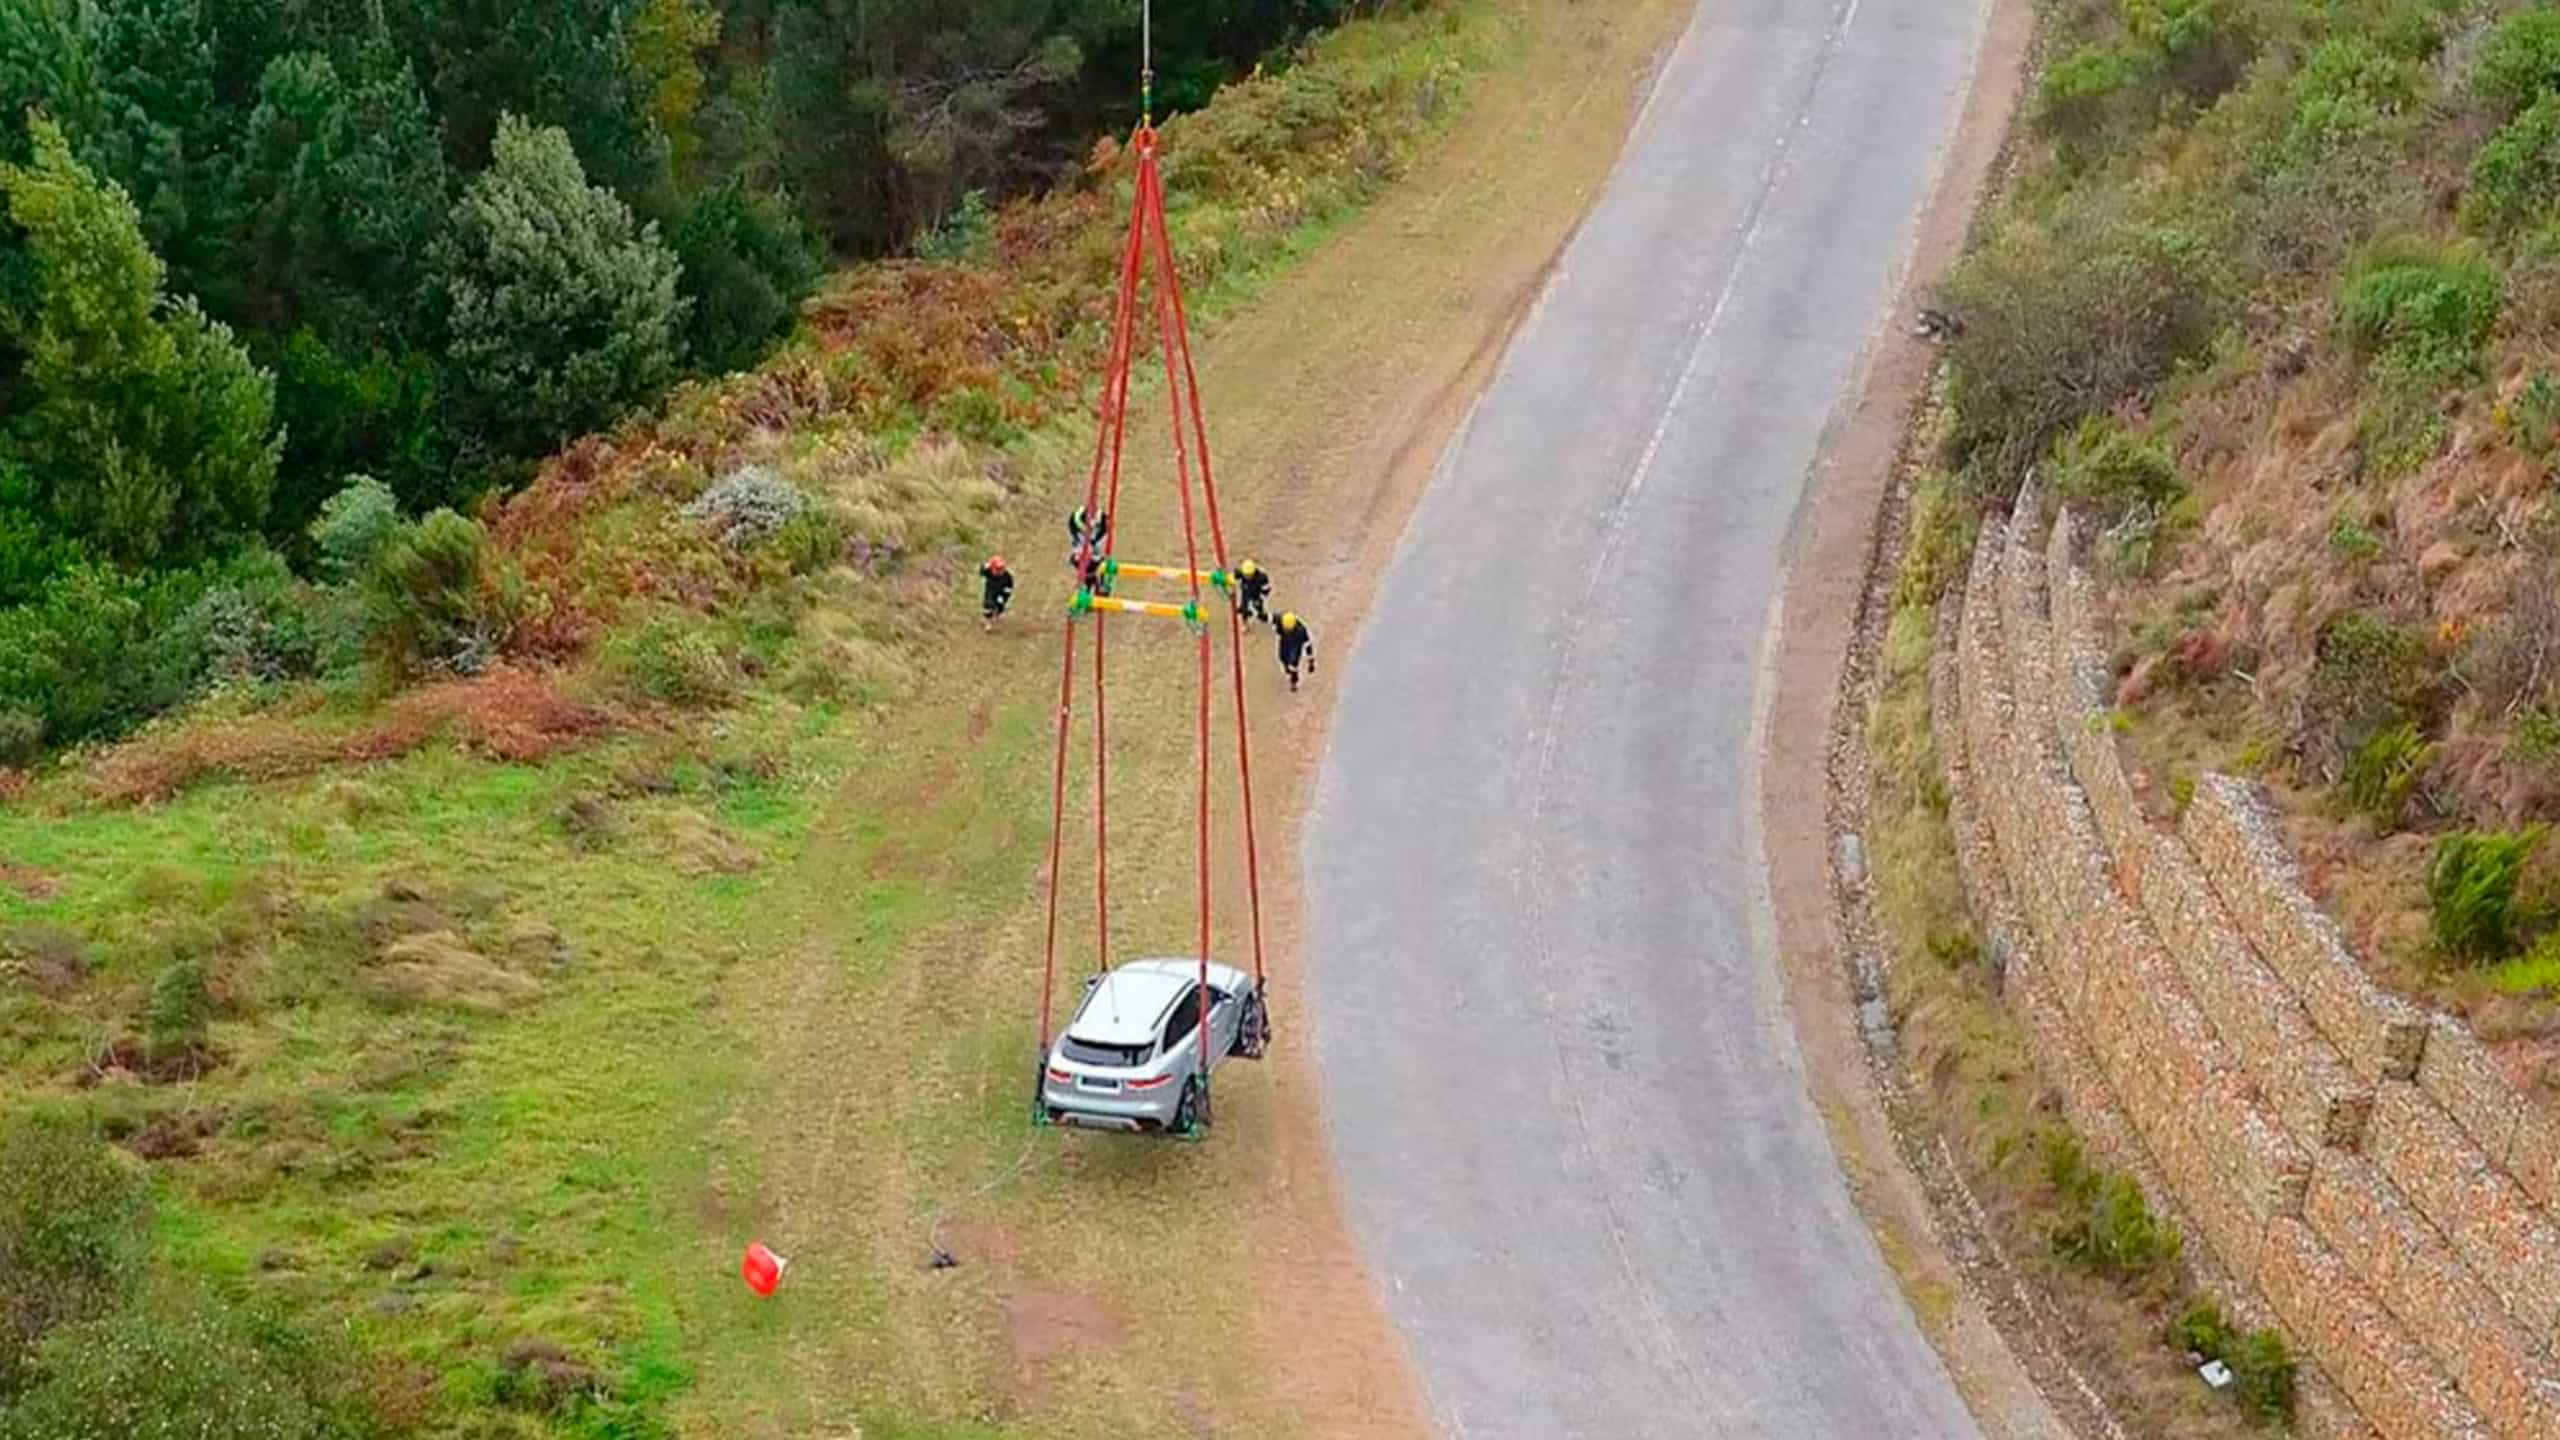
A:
[1046,1067,1073,1082]
[1127,1074,1173,1091]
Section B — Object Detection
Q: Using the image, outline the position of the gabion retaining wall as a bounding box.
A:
[1937,488,2560,1439]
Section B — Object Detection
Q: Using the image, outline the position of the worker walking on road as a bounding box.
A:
[1232,558,1272,626]
[979,556,1014,630]
[1276,612,1316,691]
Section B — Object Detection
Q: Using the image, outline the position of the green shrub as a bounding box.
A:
[142,960,212,1067]
[2465,94,2560,239]
[2045,1131,2182,1277]
[0,1281,340,1440]
[1893,473,1977,608]
[1942,207,2226,484]
[2339,721,2434,827]
[2036,43,2156,158]
[2429,826,2547,961]
[305,476,407,582]
[2125,0,2251,99]
[771,507,850,576]
[0,1112,149,1389]
[913,188,996,263]
[2507,372,2560,457]
[2471,7,2560,115]
[2300,609,2436,775]
[0,557,279,749]
[931,386,1025,446]
[605,615,733,705]
[0,709,38,766]
[360,509,513,677]
[2168,1299,2298,1423]
[2519,705,2560,774]
[2047,416,2183,518]
[2228,1327,2298,1423]
[144,551,313,695]
[2169,1296,2230,1356]
[2279,35,2415,164]
[2337,241,2500,376]
[2329,512,2383,558]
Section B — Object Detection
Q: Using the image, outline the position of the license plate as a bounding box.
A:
[1077,1076,1121,1092]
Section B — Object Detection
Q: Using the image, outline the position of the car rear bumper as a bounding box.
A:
[1042,1082,1177,1130]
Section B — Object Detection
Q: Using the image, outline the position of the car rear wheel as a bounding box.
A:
[1174,1077,1211,1136]
[1234,994,1269,1060]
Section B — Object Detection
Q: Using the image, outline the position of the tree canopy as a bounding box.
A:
[0,0,1374,754]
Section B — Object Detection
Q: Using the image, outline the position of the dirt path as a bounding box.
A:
[668,5,1698,1435]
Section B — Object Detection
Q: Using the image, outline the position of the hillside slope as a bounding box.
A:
[0,3,1695,1436]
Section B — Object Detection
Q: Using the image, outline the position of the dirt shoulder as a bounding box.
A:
[1748,0,2073,1433]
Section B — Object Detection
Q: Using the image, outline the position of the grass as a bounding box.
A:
[0,727,821,1430]
[0,0,1699,1435]
[2483,933,2560,997]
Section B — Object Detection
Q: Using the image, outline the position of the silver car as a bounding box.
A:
[1040,957,1268,1134]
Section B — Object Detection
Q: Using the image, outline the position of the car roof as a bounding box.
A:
[1117,956,1248,987]
[1068,966,1189,1045]
[1067,958,1245,1044]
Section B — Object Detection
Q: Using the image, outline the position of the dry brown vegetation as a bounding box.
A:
[1933,0,2560,1078]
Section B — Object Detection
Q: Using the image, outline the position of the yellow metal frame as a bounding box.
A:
[1095,557,1232,591]
[1070,591,1204,624]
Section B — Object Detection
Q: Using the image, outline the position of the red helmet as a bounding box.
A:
[987,555,1007,572]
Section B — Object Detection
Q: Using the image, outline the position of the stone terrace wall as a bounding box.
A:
[1940,487,2560,1440]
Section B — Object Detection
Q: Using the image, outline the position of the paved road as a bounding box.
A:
[1303,0,1992,1433]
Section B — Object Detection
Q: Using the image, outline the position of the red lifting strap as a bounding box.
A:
[1034,126,1268,1099]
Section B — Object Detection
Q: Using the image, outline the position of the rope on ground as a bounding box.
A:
[921,1132,1062,1270]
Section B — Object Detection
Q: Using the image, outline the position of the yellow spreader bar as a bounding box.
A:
[1072,592,1204,623]
[1096,558,1233,590]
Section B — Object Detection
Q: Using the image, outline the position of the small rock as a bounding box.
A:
[1835,833,1867,887]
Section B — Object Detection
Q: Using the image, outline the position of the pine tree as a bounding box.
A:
[441,114,686,460]
[0,117,279,564]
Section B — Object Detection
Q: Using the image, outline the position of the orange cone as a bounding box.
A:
[741,1241,788,1297]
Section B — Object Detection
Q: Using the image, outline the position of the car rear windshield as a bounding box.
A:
[1061,1036,1151,1068]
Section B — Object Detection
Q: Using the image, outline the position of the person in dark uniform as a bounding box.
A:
[1275,612,1315,691]
[979,556,1014,630]
[1067,506,1111,593]
[1232,558,1272,626]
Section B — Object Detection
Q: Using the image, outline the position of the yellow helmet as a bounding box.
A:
[1279,611,1300,630]
[1238,559,1259,577]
